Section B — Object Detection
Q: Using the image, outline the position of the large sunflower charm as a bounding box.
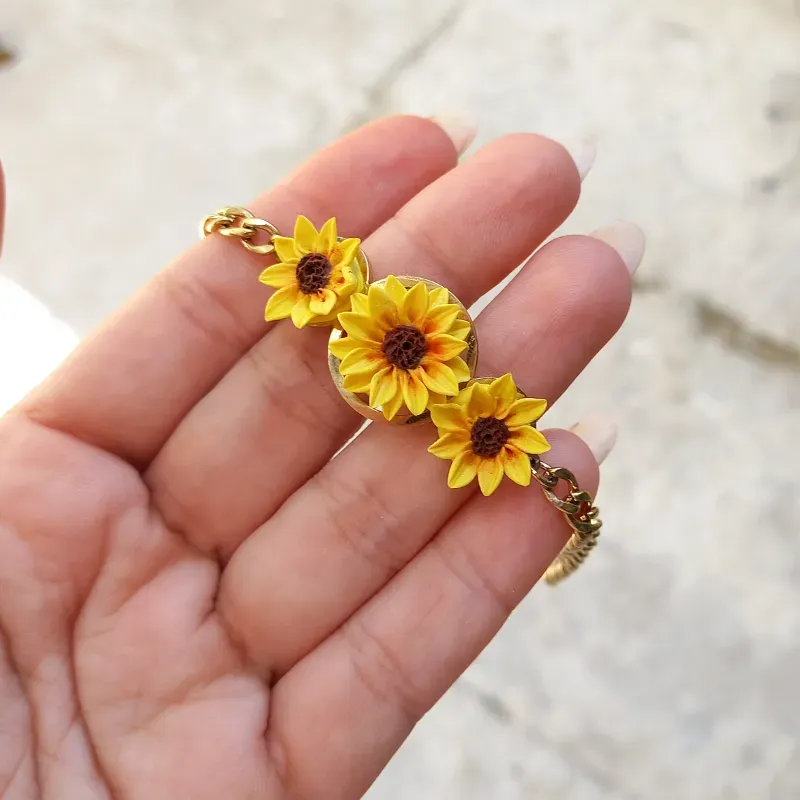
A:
[329,276,475,421]
[428,374,551,496]
[258,215,368,328]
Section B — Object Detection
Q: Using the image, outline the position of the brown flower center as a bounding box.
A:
[470,416,510,458]
[296,252,332,294]
[382,325,428,370]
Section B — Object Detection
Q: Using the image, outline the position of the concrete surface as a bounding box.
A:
[1,1,800,797]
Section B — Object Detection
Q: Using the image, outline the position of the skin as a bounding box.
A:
[0,116,631,799]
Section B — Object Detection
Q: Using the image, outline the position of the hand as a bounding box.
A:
[0,116,636,799]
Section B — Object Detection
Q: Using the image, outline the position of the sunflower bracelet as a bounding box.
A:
[202,208,602,585]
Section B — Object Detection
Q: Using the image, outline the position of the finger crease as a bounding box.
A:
[244,339,346,435]
[312,466,406,577]
[387,212,463,293]
[340,616,425,729]
[432,534,516,619]
[157,267,255,361]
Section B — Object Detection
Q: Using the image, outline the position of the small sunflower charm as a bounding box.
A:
[258,215,369,328]
[328,276,478,423]
[428,374,551,496]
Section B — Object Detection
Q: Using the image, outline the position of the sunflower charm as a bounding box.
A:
[258,215,369,328]
[328,276,478,423]
[428,374,551,496]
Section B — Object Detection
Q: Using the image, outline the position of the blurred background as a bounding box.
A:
[1,1,799,797]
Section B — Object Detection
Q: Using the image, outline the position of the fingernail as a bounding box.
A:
[557,136,596,181]
[430,112,478,156]
[570,413,619,465]
[591,220,646,276]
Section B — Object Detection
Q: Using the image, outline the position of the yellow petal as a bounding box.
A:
[290,294,315,328]
[419,360,459,396]
[428,431,470,459]
[446,356,472,384]
[322,299,350,326]
[401,369,429,416]
[329,334,365,360]
[330,237,360,268]
[488,373,519,419]
[312,309,342,328]
[338,312,383,344]
[293,215,318,255]
[264,284,299,321]
[400,281,430,326]
[349,292,370,315]
[315,217,338,254]
[450,318,472,340]
[259,262,297,289]
[384,275,407,306]
[272,236,300,264]
[448,451,479,489]
[427,333,468,362]
[422,303,461,335]
[329,264,359,299]
[343,373,373,394]
[454,382,476,407]
[371,368,400,409]
[502,447,532,487]
[369,366,399,409]
[506,397,548,427]
[367,284,397,329]
[353,259,368,293]
[309,288,337,316]
[509,425,551,455]
[428,285,451,307]
[431,403,470,433]
[468,383,497,418]
[382,388,405,421]
[339,347,383,376]
[477,457,504,496]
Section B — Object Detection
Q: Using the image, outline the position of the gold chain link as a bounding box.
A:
[531,456,602,585]
[200,206,280,256]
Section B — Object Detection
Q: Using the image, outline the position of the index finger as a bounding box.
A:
[19,116,460,466]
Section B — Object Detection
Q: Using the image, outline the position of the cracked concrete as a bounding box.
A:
[1,1,800,798]
[346,3,466,131]
[694,299,800,371]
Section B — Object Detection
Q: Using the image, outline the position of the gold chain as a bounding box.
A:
[200,206,280,256]
[530,456,602,585]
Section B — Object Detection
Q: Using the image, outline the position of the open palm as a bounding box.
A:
[0,117,633,799]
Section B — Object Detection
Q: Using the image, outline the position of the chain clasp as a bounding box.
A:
[530,456,602,585]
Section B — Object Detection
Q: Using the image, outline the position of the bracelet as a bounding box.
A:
[201,208,603,585]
